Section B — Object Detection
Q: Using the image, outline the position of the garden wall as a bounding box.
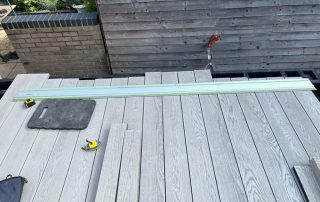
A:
[2,13,110,77]
[98,0,320,74]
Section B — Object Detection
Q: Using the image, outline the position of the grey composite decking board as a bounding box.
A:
[294,90,320,135]
[194,70,247,202]
[59,79,111,202]
[19,79,78,202]
[0,79,61,180]
[139,72,165,202]
[294,165,320,202]
[0,74,49,171]
[275,91,320,158]
[217,77,276,202]
[0,74,29,127]
[310,158,320,185]
[86,77,128,201]
[178,71,220,202]
[234,77,304,201]
[254,91,310,167]
[32,80,92,202]
[162,72,193,202]
[95,123,128,202]
[117,130,143,202]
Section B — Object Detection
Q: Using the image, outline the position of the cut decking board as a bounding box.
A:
[178,71,220,202]
[139,72,165,202]
[294,165,320,202]
[14,78,315,100]
[0,79,61,180]
[19,79,78,202]
[234,77,303,201]
[162,72,193,202]
[32,80,91,202]
[275,91,320,158]
[86,77,128,201]
[194,70,247,202]
[59,79,111,202]
[117,130,143,202]
[217,77,276,202]
[95,123,127,202]
[0,74,49,171]
[310,158,320,184]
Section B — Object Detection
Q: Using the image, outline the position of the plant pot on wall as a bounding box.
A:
[72,4,85,13]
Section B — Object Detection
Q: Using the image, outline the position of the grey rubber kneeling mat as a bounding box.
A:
[28,99,96,130]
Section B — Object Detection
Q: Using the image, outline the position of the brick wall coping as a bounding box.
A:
[2,12,98,30]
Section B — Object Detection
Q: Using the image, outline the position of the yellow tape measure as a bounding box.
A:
[24,98,36,108]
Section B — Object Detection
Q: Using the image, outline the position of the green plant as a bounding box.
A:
[12,0,40,12]
[83,0,96,12]
[39,0,57,11]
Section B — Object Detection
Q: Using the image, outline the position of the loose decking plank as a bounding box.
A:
[162,72,192,202]
[217,78,276,202]
[59,79,111,202]
[32,80,93,202]
[139,72,165,202]
[0,74,29,127]
[194,70,247,202]
[86,77,128,201]
[294,165,320,201]
[310,158,320,184]
[178,71,220,202]
[117,130,143,202]
[0,74,49,167]
[275,91,320,157]
[95,123,128,202]
[0,79,61,180]
[20,79,78,202]
[234,77,303,201]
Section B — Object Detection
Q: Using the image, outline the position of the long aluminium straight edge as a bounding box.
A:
[14,78,315,100]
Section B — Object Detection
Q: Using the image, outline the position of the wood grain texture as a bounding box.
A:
[139,72,165,202]
[59,79,111,202]
[310,157,320,185]
[0,74,49,170]
[294,165,320,202]
[19,79,78,202]
[162,71,192,202]
[275,91,320,158]
[86,77,128,201]
[234,77,303,201]
[194,70,247,202]
[32,80,93,202]
[0,79,61,180]
[178,71,220,202]
[95,123,128,202]
[97,0,320,73]
[217,77,276,202]
[117,130,143,202]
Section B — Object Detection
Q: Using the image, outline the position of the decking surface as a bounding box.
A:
[0,70,319,202]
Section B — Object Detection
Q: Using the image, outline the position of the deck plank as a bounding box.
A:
[275,91,320,157]
[139,72,165,202]
[294,165,320,201]
[32,80,93,202]
[20,79,78,202]
[217,78,276,202]
[0,74,49,168]
[117,130,143,202]
[0,74,29,127]
[0,79,61,180]
[59,79,111,202]
[194,70,247,202]
[95,123,128,202]
[234,77,304,201]
[162,72,192,202]
[178,71,220,202]
[86,77,128,201]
